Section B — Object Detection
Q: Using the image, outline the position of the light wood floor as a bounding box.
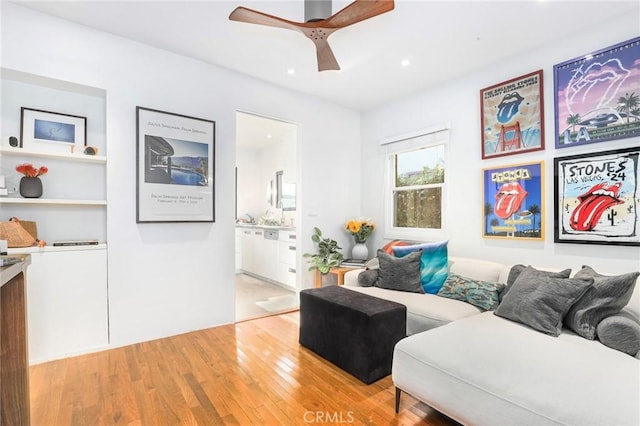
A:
[29,311,457,425]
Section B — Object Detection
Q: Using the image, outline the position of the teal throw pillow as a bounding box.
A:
[392,240,448,294]
[438,273,506,311]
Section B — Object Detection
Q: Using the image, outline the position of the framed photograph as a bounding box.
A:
[480,70,544,159]
[482,161,544,240]
[554,147,639,246]
[20,107,87,154]
[136,107,215,223]
[553,36,640,149]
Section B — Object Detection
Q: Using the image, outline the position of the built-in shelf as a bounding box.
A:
[0,197,106,206]
[7,243,107,254]
[0,146,106,163]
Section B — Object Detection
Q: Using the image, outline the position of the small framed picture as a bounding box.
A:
[480,70,544,159]
[553,36,640,149]
[554,147,639,246]
[136,106,215,223]
[20,107,87,154]
[482,161,544,241]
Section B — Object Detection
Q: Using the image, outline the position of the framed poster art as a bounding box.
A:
[480,70,544,159]
[136,107,215,223]
[482,161,544,241]
[20,107,87,154]
[554,36,640,149]
[554,147,639,246]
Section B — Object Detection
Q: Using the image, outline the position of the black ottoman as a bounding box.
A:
[299,286,407,384]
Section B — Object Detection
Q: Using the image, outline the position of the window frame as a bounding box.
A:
[382,126,449,241]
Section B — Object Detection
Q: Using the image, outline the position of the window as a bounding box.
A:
[383,127,448,239]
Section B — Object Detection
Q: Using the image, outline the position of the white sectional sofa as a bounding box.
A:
[342,256,640,425]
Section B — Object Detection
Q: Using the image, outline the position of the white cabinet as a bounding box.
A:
[25,247,108,363]
[277,230,297,289]
[240,228,257,274]
[238,226,296,289]
[247,228,278,281]
[235,228,242,272]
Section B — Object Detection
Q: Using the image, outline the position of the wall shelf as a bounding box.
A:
[7,243,107,254]
[0,146,106,163]
[0,198,106,206]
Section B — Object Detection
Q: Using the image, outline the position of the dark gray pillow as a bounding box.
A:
[357,269,379,287]
[564,266,639,340]
[375,249,424,293]
[500,265,572,302]
[597,310,640,357]
[495,269,593,336]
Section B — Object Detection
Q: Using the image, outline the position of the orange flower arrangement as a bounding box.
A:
[16,163,48,178]
[345,218,375,243]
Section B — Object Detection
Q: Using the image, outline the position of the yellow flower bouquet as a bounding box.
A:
[345,218,375,243]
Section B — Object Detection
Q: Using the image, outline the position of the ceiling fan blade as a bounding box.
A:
[323,0,394,28]
[313,38,340,71]
[229,6,303,32]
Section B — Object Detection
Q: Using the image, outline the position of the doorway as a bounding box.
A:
[234,111,300,322]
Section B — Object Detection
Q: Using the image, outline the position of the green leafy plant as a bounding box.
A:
[303,227,344,274]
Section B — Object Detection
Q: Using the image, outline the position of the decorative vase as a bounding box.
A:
[19,176,43,198]
[351,242,368,260]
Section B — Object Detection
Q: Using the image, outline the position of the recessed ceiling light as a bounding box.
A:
[267,134,272,139]
[401,59,410,67]
[287,69,295,75]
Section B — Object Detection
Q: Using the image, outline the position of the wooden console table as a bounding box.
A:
[0,255,31,425]
[314,266,359,288]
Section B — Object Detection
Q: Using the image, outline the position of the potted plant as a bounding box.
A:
[303,227,344,274]
[16,163,48,198]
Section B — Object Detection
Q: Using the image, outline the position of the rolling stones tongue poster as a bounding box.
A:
[554,147,640,246]
[554,36,640,149]
[480,70,544,159]
[483,162,544,241]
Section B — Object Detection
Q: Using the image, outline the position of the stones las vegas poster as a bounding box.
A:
[554,147,639,246]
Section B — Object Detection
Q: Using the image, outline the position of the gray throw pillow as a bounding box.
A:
[437,273,506,311]
[564,266,639,340]
[357,269,379,287]
[500,265,572,302]
[597,310,640,356]
[494,269,593,336]
[375,249,424,293]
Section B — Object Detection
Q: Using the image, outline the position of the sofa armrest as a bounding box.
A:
[344,269,365,287]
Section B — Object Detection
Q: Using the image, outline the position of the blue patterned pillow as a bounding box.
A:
[392,240,448,294]
[438,273,506,311]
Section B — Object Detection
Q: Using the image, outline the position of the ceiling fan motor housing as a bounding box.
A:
[305,0,332,22]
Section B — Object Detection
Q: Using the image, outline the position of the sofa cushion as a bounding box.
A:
[500,264,572,302]
[375,249,424,293]
[564,265,639,340]
[495,268,593,336]
[393,311,640,426]
[449,257,506,283]
[437,273,505,311]
[392,240,448,294]
[597,310,640,357]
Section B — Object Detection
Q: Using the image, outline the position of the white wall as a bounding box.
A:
[1,3,360,348]
[361,14,640,273]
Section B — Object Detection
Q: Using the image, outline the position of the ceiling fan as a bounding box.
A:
[229,0,395,72]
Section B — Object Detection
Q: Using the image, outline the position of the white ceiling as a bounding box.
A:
[11,1,639,148]
[15,0,639,114]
